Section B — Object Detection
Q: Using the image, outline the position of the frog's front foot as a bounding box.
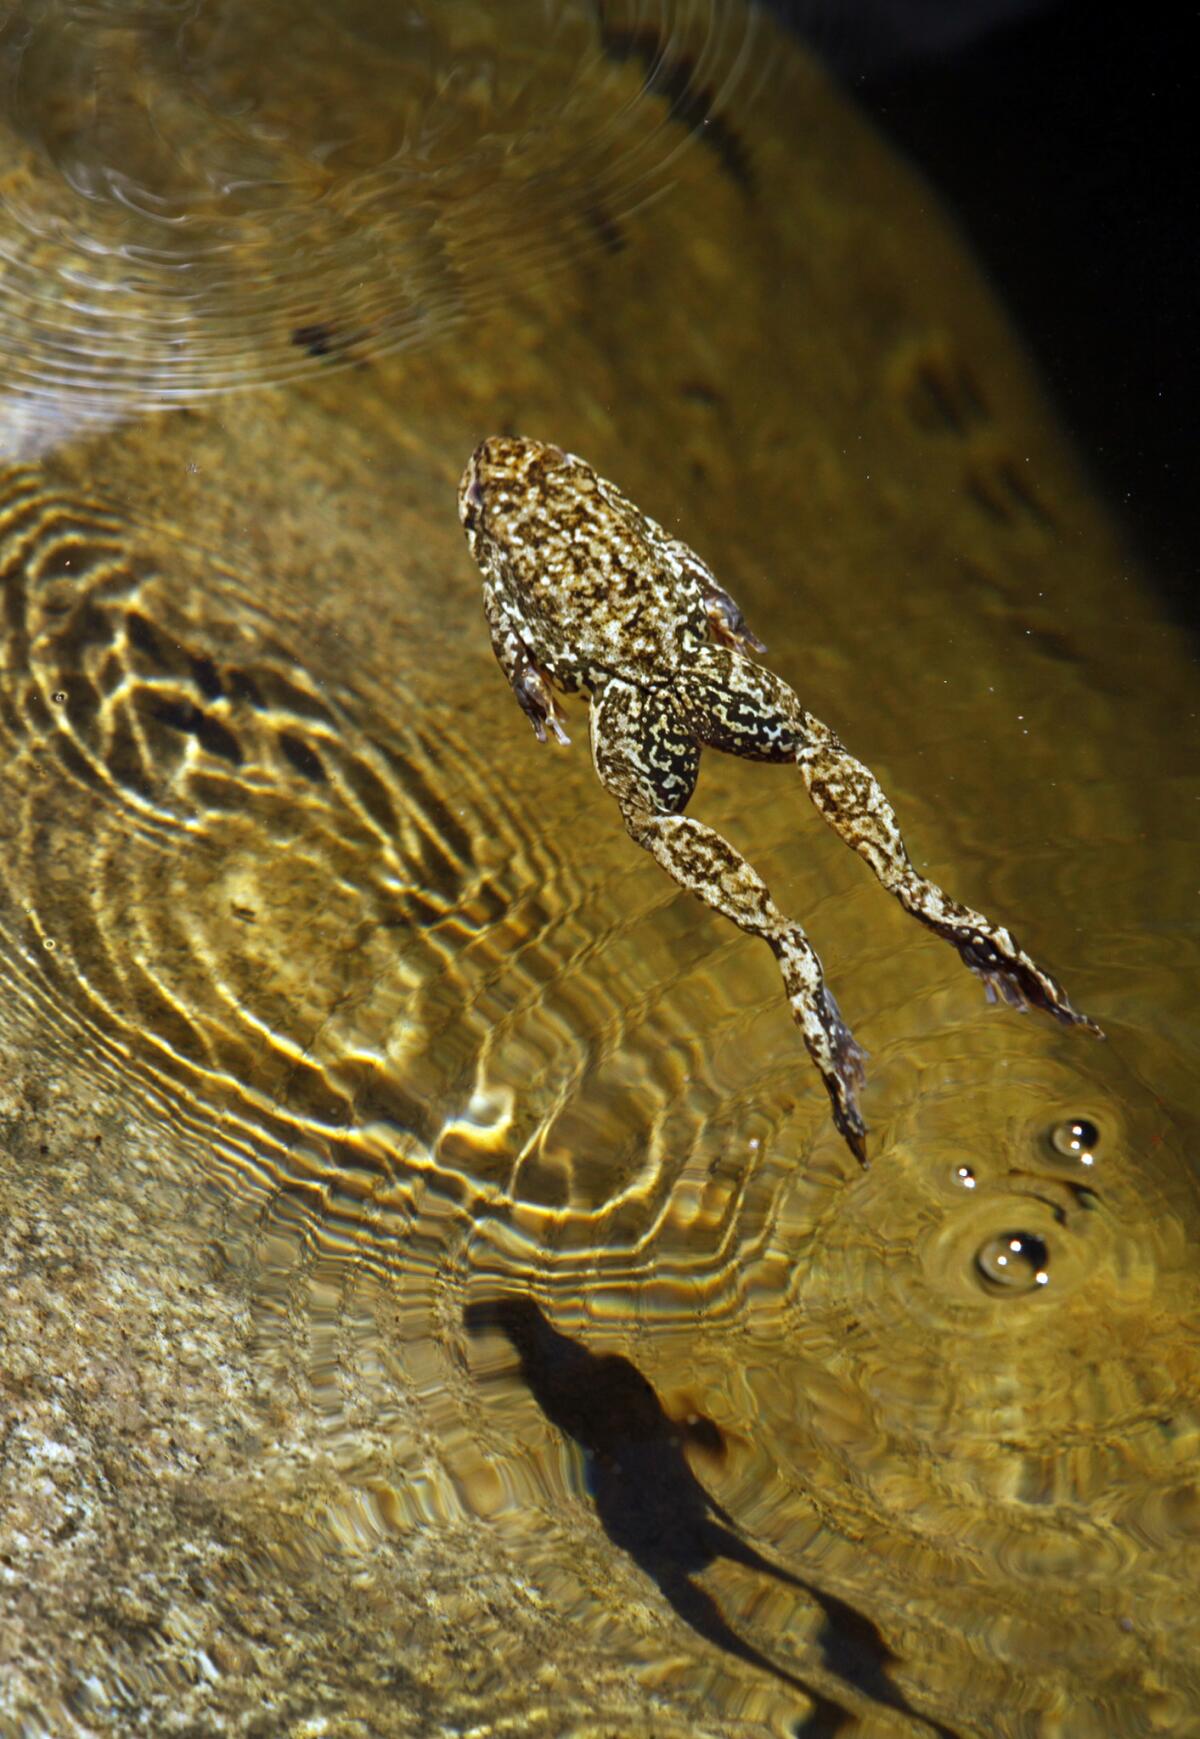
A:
[701,577,768,655]
[513,662,571,745]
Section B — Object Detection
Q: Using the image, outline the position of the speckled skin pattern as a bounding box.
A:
[458,436,1101,1164]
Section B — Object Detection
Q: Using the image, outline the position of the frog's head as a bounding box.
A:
[458,437,568,536]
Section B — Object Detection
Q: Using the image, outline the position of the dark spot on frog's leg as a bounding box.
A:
[589,679,869,1165]
[794,712,1101,1037]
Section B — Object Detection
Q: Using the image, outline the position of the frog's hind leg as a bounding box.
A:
[590,678,870,1165]
[799,717,1103,1029]
[679,644,1101,1035]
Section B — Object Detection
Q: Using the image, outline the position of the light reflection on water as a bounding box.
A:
[1,2,1198,1735]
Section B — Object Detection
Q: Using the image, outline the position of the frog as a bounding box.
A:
[457,435,1102,1165]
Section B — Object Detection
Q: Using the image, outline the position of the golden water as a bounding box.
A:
[1,4,1197,1736]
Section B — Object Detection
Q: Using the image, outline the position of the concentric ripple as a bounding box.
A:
[0,0,762,447]
[0,465,811,1301]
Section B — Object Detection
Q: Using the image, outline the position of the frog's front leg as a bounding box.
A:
[482,580,572,745]
[664,538,768,654]
[589,678,870,1165]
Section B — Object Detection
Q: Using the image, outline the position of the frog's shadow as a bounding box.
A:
[463,1294,962,1739]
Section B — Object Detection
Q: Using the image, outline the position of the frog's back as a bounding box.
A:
[462,436,703,681]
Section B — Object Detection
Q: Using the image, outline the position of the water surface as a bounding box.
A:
[1,4,1197,1735]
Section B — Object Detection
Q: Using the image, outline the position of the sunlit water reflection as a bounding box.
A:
[1,2,1197,1735]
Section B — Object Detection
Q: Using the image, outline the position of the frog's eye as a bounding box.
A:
[460,472,486,530]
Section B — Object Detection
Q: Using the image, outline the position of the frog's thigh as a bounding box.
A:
[590,679,799,952]
[589,680,700,817]
[677,645,806,761]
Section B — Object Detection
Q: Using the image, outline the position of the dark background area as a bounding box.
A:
[768,0,1197,631]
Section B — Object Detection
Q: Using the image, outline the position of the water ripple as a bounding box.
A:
[0,0,763,446]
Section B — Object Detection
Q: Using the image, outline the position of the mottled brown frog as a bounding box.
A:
[458,435,1101,1165]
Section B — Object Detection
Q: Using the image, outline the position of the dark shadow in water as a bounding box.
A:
[464,1294,963,1739]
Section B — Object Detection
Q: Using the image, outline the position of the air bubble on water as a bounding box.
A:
[1050,1116,1101,1166]
[975,1230,1050,1295]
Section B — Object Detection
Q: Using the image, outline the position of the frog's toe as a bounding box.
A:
[976,966,1033,1014]
[543,707,571,746]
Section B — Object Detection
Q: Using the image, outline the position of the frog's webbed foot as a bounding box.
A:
[590,677,871,1166]
[947,924,1103,1033]
[798,984,869,1165]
